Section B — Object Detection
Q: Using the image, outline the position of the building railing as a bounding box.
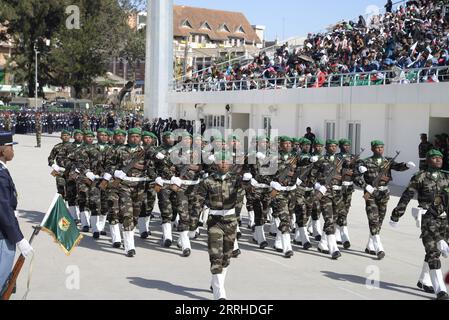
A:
[171,66,449,93]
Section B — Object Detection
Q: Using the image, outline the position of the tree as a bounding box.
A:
[0,0,66,97]
[120,26,146,81]
[48,0,130,98]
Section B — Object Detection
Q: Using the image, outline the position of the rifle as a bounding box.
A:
[112,148,146,188]
[271,153,298,198]
[315,155,345,200]
[363,151,401,201]
[342,148,365,179]
[1,226,41,300]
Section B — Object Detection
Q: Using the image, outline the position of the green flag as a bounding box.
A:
[40,194,83,255]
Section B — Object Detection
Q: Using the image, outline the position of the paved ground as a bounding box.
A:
[7,133,449,300]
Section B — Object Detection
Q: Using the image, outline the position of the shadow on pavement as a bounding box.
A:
[127,277,210,300]
[321,270,433,300]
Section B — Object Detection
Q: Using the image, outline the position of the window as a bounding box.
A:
[219,24,231,33]
[325,121,336,140]
[181,19,192,29]
[200,21,212,31]
[263,116,272,138]
[236,25,246,34]
[347,122,361,154]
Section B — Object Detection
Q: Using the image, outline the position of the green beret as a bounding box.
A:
[141,131,153,138]
[314,138,325,146]
[301,138,312,145]
[279,136,292,143]
[149,132,158,139]
[214,138,225,143]
[107,130,114,137]
[257,135,268,142]
[162,131,173,137]
[128,128,142,136]
[371,140,385,147]
[427,149,444,158]
[61,130,71,136]
[72,129,83,136]
[339,139,351,146]
[215,151,232,161]
[181,132,192,138]
[193,133,203,140]
[114,129,127,136]
[97,128,108,134]
[228,134,240,142]
[83,130,95,137]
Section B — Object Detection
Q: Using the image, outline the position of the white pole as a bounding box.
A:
[35,43,38,109]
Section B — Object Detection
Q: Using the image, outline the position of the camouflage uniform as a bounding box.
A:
[391,164,449,298]
[356,156,409,236]
[35,115,42,147]
[64,140,83,213]
[310,151,345,259]
[48,141,71,198]
[139,143,157,237]
[270,149,299,257]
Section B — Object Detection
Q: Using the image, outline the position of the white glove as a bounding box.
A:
[52,164,61,172]
[156,152,165,160]
[412,208,425,228]
[406,161,416,169]
[114,170,127,180]
[155,177,164,187]
[170,176,183,188]
[202,173,209,179]
[310,156,319,163]
[358,166,368,174]
[243,173,253,181]
[389,219,399,228]
[14,210,19,218]
[256,152,266,160]
[365,185,375,194]
[270,181,282,191]
[17,238,34,258]
[296,178,303,186]
[318,185,327,195]
[59,167,66,173]
[103,173,112,181]
[86,172,96,181]
[437,240,449,258]
[208,155,216,162]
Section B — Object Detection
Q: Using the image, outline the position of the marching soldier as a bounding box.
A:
[171,132,202,257]
[269,136,298,258]
[154,131,178,248]
[48,130,72,198]
[335,139,361,249]
[293,138,316,250]
[243,135,273,249]
[35,113,42,148]
[88,128,111,239]
[64,130,84,223]
[102,129,127,248]
[355,140,415,259]
[113,128,155,257]
[310,139,345,259]
[307,138,325,241]
[138,131,158,239]
[195,151,243,300]
[390,149,449,299]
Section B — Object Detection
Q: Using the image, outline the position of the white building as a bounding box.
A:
[168,81,449,187]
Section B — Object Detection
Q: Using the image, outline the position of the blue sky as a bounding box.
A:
[174,0,399,40]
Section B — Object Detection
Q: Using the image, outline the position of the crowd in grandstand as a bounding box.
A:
[179,0,449,91]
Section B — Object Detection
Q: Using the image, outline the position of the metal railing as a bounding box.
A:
[171,66,449,93]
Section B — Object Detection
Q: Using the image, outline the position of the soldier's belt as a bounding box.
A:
[160,179,172,185]
[250,178,270,189]
[277,185,297,192]
[332,186,343,191]
[375,186,389,192]
[342,182,354,186]
[180,179,200,186]
[209,208,236,217]
[303,187,314,192]
[122,176,148,182]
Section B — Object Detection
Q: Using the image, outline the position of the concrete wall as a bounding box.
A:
[169,83,449,186]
